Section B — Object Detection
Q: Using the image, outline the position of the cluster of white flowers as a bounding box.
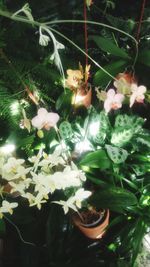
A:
[53,188,92,214]
[0,148,91,215]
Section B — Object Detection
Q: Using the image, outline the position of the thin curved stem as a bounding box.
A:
[48,26,117,81]
[0,9,138,70]
[4,215,36,246]
[45,19,138,67]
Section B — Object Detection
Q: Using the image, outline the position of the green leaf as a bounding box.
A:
[99,111,111,130]
[138,49,150,67]
[59,121,73,140]
[115,114,144,130]
[136,136,150,148]
[90,35,130,59]
[105,144,128,164]
[93,60,127,86]
[92,111,111,144]
[111,127,133,147]
[56,89,72,110]
[131,219,146,265]
[86,174,110,188]
[115,114,131,128]
[122,177,138,191]
[80,149,111,169]
[89,187,138,212]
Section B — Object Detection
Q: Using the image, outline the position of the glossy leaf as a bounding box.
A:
[90,35,130,59]
[89,187,138,212]
[138,49,150,67]
[105,144,128,164]
[111,127,133,147]
[59,121,73,139]
[93,60,127,86]
[131,219,146,265]
[56,89,73,110]
[80,149,111,169]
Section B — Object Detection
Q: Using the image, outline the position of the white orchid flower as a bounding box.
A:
[31,108,59,130]
[130,84,147,107]
[104,89,124,113]
[23,192,47,210]
[73,188,92,209]
[0,200,18,218]
[9,178,32,195]
[52,198,77,214]
[2,157,30,181]
[39,149,65,169]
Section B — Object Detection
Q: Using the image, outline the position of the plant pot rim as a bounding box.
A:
[72,209,110,239]
[79,209,107,228]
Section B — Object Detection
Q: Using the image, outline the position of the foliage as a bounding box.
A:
[0,1,150,267]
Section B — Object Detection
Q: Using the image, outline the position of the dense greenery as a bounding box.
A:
[0,1,150,267]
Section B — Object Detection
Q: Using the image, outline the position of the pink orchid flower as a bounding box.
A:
[31,108,59,130]
[104,89,124,113]
[130,84,147,107]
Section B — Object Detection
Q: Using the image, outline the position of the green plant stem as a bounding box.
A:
[0,9,138,72]
[48,26,117,81]
[45,19,138,67]
[4,215,36,247]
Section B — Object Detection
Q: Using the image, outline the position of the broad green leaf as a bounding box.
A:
[93,60,127,86]
[89,187,138,212]
[105,144,128,164]
[122,177,138,190]
[115,114,131,128]
[56,89,72,110]
[138,49,150,67]
[80,149,111,169]
[99,111,111,131]
[136,136,150,148]
[131,219,146,265]
[90,35,130,59]
[111,127,133,147]
[114,114,144,129]
[59,121,73,139]
[92,111,111,144]
[107,214,126,229]
[86,174,110,188]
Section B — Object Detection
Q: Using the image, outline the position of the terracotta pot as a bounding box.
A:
[73,86,92,108]
[72,209,109,239]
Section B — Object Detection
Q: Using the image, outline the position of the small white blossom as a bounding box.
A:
[22,192,47,210]
[0,200,18,218]
[9,178,32,195]
[39,149,65,169]
[52,189,91,214]
[104,89,124,113]
[73,188,92,209]
[52,199,77,214]
[130,84,147,107]
[31,172,56,195]
[2,157,30,181]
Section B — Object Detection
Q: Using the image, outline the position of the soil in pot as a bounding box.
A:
[72,209,109,239]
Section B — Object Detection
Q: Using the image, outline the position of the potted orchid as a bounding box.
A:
[0,112,92,217]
